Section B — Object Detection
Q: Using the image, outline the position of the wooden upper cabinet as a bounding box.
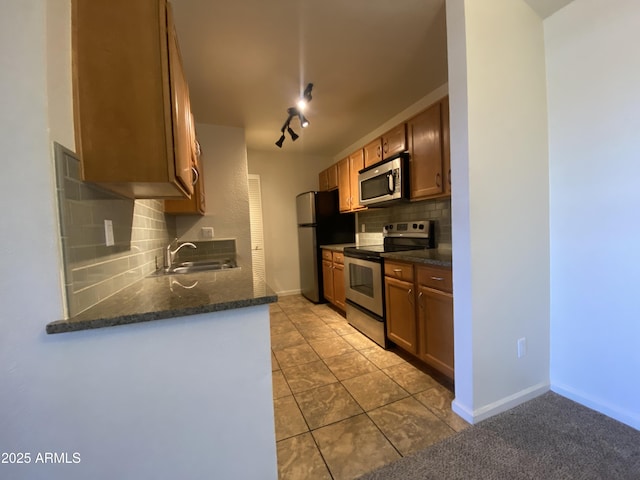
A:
[72,0,194,199]
[166,3,193,195]
[337,157,351,212]
[319,164,338,191]
[363,138,382,168]
[441,96,451,195]
[363,123,406,168]
[337,150,366,213]
[165,149,206,215]
[382,124,407,159]
[408,101,444,200]
[349,149,365,211]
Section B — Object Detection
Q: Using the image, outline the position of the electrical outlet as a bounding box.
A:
[201,227,214,239]
[517,337,527,358]
[104,219,114,246]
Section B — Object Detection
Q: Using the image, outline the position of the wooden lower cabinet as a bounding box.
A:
[417,285,454,379]
[322,249,346,311]
[322,257,335,304]
[385,275,417,354]
[333,261,346,310]
[385,260,454,380]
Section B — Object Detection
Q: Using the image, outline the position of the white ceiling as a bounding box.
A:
[171,0,573,157]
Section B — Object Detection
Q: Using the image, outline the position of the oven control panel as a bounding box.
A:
[383,220,432,238]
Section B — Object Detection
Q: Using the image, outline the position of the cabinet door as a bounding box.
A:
[385,276,417,354]
[166,3,194,196]
[363,138,382,167]
[408,102,443,199]
[337,157,351,212]
[319,169,329,191]
[349,149,365,211]
[417,285,454,379]
[333,263,346,310]
[322,259,334,304]
[326,164,339,190]
[164,157,205,215]
[382,124,407,159]
[441,96,451,195]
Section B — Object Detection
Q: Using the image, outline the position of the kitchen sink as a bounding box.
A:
[150,259,239,276]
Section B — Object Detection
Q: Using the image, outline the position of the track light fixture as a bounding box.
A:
[275,83,313,148]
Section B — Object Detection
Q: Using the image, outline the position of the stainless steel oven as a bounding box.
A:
[343,220,435,349]
[343,252,386,347]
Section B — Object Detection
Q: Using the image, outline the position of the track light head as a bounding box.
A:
[275,134,285,148]
[287,126,299,141]
[299,113,309,128]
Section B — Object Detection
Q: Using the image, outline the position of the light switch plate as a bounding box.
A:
[104,219,114,246]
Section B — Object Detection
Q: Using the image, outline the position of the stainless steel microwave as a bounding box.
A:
[358,153,408,207]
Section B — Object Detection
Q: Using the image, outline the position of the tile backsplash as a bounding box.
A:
[54,143,176,317]
[356,197,451,247]
[173,239,237,264]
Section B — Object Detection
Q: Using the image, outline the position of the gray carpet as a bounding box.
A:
[359,392,640,479]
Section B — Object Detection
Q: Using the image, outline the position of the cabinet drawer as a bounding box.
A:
[333,252,344,264]
[322,249,333,261]
[417,265,452,293]
[384,261,414,282]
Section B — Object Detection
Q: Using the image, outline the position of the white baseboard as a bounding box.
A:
[452,382,550,424]
[275,289,301,297]
[551,383,640,431]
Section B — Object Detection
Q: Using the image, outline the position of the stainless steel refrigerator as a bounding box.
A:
[296,190,355,303]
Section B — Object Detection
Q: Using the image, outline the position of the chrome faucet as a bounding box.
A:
[163,240,197,270]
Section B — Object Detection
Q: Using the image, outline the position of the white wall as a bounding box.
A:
[247,150,325,295]
[176,124,253,269]
[447,0,551,422]
[546,0,640,429]
[0,3,278,478]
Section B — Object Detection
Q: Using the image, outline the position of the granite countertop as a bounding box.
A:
[46,267,277,334]
[319,243,357,252]
[381,248,453,267]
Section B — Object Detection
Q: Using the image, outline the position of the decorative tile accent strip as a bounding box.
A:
[54,143,176,316]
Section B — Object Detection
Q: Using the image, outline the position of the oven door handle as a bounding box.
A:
[345,254,382,263]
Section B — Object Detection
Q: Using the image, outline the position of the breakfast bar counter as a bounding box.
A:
[46,267,277,334]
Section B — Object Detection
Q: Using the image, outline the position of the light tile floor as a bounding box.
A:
[271,295,469,480]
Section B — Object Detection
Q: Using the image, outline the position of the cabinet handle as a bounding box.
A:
[408,288,413,304]
[436,172,442,188]
[431,276,444,281]
[383,141,389,154]
[393,268,403,277]
[191,167,199,186]
[418,291,424,309]
[377,145,382,158]
[448,168,451,186]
